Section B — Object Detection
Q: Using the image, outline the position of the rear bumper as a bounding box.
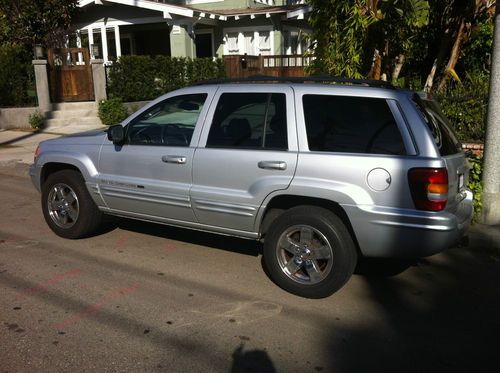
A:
[343,191,473,258]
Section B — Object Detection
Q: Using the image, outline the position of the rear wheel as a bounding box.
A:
[263,206,357,298]
[41,169,103,239]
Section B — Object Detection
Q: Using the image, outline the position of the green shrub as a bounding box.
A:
[467,155,483,223]
[28,110,44,129]
[98,98,128,126]
[107,56,226,101]
[436,72,489,143]
[0,44,35,107]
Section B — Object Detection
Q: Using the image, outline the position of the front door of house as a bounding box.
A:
[48,48,94,102]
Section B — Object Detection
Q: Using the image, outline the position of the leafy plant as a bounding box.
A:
[467,155,483,223]
[107,56,225,102]
[0,44,34,107]
[436,71,489,142]
[98,98,128,126]
[28,110,44,129]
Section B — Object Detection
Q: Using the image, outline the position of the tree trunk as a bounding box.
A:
[367,49,382,80]
[424,59,438,93]
[391,54,405,84]
[438,18,467,91]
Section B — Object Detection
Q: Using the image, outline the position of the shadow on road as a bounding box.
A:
[327,247,500,372]
[114,217,262,257]
[0,131,39,146]
[230,344,276,373]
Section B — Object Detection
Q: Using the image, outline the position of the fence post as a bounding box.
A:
[32,59,51,113]
[91,59,107,104]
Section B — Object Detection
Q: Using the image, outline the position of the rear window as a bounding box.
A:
[412,95,462,156]
[302,95,406,155]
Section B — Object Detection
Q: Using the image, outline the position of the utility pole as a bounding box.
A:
[481,1,500,225]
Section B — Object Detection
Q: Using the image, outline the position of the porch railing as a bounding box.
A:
[224,55,313,78]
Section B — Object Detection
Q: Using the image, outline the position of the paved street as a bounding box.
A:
[0,163,499,372]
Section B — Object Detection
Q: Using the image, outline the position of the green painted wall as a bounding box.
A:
[170,25,195,58]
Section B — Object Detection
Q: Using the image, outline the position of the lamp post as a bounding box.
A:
[481,1,500,224]
[33,44,44,59]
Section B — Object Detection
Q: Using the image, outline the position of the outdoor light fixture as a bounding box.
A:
[33,44,44,59]
[91,44,100,58]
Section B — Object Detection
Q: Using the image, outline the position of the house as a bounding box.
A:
[73,0,312,62]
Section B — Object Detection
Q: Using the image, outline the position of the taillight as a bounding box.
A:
[34,145,41,161]
[408,168,448,211]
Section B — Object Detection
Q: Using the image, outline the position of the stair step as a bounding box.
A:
[52,102,97,111]
[47,109,99,119]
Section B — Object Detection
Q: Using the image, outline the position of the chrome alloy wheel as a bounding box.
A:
[47,183,79,229]
[276,225,334,285]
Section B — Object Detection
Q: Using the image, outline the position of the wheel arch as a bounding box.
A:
[258,194,361,254]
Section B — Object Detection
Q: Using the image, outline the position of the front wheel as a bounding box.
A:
[263,206,357,298]
[41,169,103,239]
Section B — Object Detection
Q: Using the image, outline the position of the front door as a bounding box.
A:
[191,86,298,233]
[98,91,212,222]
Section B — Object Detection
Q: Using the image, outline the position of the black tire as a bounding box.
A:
[263,206,357,298]
[41,169,103,239]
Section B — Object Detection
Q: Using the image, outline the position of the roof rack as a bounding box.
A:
[193,75,395,89]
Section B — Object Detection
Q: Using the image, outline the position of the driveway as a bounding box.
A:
[0,164,499,372]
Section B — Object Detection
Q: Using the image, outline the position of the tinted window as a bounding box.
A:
[412,95,462,156]
[303,95,406,155]
[207,93,287,150]
[127,93,207,146]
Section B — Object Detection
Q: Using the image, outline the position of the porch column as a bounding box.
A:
[114,25,122,59]
[170,24,195,58]
[101,26,109,63]
[76,31,84,64]
[88,27,95,58]
[32,60,51,113]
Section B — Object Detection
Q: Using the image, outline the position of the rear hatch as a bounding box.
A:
[412,95,471,217]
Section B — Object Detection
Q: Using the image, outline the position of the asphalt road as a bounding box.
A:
[0,164,499,373]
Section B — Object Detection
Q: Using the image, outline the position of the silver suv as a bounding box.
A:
[30,77,473,298]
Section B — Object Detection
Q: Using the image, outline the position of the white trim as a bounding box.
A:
[286,5,312,19]
[186,0,223,4]
[223,26,274,56]
[114,25,122,58]
[101,25,109,62]
[88,27,95,58]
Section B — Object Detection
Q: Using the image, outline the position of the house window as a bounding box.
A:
[258,31,271,55]
[224,27,273,56]
[226,32,239,54]
[284,28,309,55]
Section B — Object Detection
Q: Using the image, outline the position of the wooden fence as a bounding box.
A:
[224,55,313,78]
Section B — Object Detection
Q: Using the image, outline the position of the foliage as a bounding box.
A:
[467,155,483,223]
[0,44,35,107]
[460,19,494,73]
[0,0,78,46]
[98,98,128,126]
[107,56,225,102]
[28,110,44,129]
[436,71,489,142]
[306,1,377,77]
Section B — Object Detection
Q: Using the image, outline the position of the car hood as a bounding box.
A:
[42,128,108,146]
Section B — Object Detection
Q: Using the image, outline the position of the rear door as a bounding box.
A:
[190,85,298,233]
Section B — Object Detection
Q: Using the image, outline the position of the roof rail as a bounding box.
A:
[193,75,395,89]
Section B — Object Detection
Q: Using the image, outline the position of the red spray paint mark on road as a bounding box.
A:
[16,269,81,300]
[163,243,177,253]
[52,284,139,330]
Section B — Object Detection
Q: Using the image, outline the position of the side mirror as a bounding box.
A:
[107,124,125,144]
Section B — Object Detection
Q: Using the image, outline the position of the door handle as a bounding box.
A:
[162,155,187,164]
[258,161,287,170]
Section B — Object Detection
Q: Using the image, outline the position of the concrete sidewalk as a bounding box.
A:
[0,125,105,165]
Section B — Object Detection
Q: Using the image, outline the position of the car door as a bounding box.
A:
[98,89,214,222]
[191,85,298,233]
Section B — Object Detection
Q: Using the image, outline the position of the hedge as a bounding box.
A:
[0,45,36,107]
[107,56,225,102]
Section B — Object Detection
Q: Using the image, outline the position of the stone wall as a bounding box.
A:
[0,107,38,130]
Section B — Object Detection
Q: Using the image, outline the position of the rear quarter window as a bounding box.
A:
[412,95,462,156]
[302,95,406,155]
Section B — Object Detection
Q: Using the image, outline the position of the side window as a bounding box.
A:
[303,95,406,155]
[207,93,287,150]
[127,93,207,146]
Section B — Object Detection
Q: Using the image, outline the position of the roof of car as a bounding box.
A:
[193,75,396,90]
